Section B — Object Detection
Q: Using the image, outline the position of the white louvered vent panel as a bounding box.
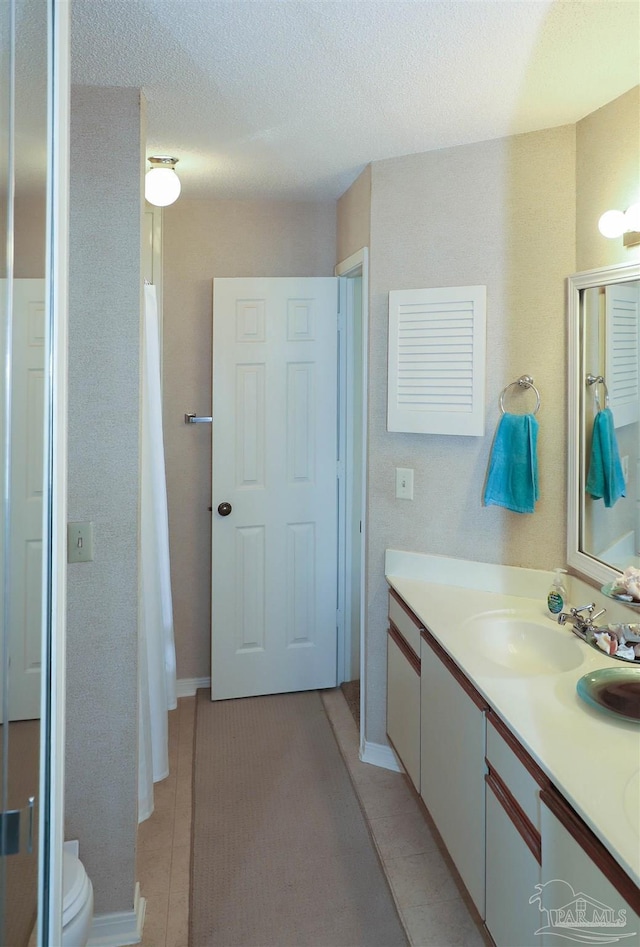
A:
[605,284,639,429]
[397,302,474,411]
[388,286,486,436]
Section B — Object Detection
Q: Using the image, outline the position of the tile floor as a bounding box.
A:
[137,689,488,947]
[137,695,194,947]
[321,689,488,947]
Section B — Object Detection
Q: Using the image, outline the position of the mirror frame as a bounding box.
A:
[567,259,640,586]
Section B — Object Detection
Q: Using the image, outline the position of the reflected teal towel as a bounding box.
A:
[586,407,626,508]
[483,413,539,514]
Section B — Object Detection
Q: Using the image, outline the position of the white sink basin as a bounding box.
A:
[460,610,584,675]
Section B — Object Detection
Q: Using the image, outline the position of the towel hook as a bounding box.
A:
[586,373,609,411]
[499,375,540,415]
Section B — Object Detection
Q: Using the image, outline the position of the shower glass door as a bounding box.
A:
[1,0,51,943]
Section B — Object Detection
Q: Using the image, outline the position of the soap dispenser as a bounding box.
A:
[547,568,567,619]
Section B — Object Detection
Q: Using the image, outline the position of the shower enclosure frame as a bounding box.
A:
[38,2,70,944]
[0,0,69,942]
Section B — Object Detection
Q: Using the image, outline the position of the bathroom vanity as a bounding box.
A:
[385,550,640,947]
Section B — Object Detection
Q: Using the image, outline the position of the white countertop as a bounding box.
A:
[385,549,640,886]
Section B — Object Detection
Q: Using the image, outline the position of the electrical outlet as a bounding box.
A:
[622,455,629,484]
[395,467,414,500]
[68,522,94,563]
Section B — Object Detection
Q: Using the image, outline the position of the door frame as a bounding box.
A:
[335,247,369,748]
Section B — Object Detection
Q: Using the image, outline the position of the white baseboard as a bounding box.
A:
[360,740,403,773]
[88,883,145,946]
[176,676,211,698]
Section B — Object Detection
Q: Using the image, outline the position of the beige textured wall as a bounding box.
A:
[163,198,336,679]
[576,85,640,271]
[337,165,371,263]
[364,126,576,743]
[575,85,640,575]
[66,86,142,915]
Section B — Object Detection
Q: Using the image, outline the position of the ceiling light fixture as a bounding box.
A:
[145,155,181,207]
[597,202,640,247]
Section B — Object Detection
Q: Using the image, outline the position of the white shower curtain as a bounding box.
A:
[139,283,177,823]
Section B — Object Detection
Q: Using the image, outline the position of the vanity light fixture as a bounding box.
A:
[145,155,181,207]
[597,202,640,247]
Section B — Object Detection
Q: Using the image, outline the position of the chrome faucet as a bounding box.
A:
[557,602,606,640]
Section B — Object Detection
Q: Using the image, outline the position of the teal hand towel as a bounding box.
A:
[483,413,539,514]
[586,407,626,508]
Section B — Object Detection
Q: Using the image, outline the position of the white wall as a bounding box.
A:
[362,126,576,744]
[336,164,371,264]
[66,86,143,915]
[576,86,640,272]
[162,198,337,679]
[338,87,640,747]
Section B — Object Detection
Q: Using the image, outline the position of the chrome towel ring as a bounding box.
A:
[586,373,609,410]
[499,375,541,415]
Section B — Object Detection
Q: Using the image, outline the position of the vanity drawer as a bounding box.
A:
[388,589,423,656]
[486,713,548,830]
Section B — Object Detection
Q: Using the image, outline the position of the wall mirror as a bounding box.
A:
[567,261,640,586]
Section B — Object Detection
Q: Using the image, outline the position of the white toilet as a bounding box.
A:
[62,849,94,947]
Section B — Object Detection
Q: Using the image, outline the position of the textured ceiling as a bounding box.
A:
[71,0,640,201]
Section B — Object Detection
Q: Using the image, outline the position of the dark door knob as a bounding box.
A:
[217,502,232,517]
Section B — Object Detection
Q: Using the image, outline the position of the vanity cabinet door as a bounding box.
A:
[485,775,542,946]
[420,630,487,916]
[485,713,545,946]
[539,791,640,947]
[386,590,422,791]
[386,630,420,790]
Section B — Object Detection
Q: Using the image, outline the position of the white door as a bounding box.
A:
[211,277,338,700]
[0,279,45,721]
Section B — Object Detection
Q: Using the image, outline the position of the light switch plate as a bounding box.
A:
[395,467,414,500]
[68,522,94,563]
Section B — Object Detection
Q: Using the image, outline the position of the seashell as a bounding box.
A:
[607,624,623,642]
[618,567,640,601]
[625,624,640,642]
[596,633,613,654]
[612,577,628,594]
[627,580,640,602]
[615,644,636,662]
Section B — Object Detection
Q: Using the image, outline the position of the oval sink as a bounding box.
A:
[460,610,584,675]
